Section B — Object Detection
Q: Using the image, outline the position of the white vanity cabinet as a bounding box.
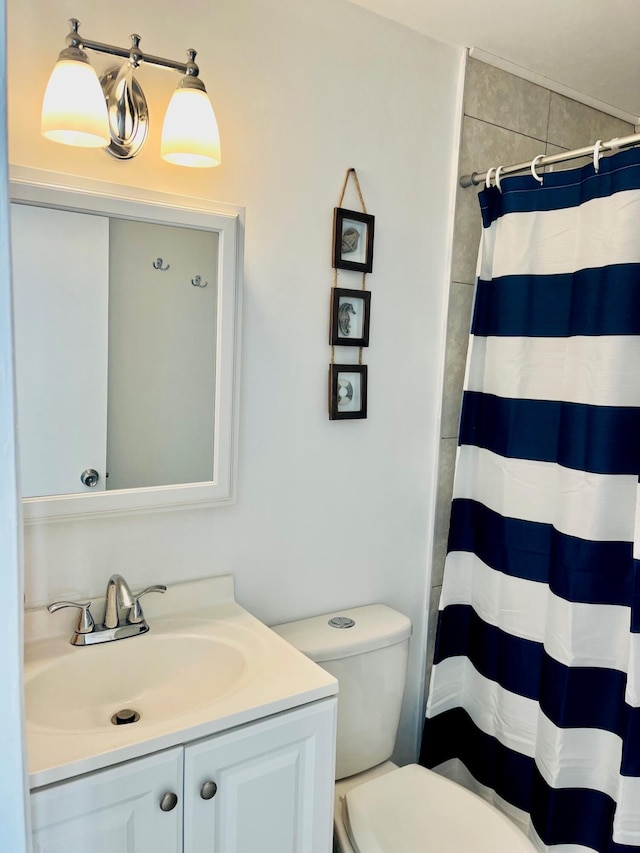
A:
[30,699,336,853]
[184,697,335,852]
[30,747,183,853]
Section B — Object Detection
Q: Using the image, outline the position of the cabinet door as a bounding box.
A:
[31,748,183,853]
[184,698,337,853]
[11,203,110,497]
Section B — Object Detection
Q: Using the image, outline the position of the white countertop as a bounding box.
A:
[24,575,338,789]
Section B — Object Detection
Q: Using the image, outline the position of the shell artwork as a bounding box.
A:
[338,302,356,336]
[337,378,354,407]
[341,227,360,255]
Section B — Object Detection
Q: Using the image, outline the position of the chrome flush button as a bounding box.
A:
[328,616,356,629]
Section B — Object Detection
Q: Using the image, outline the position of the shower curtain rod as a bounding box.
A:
[459,130,640,188]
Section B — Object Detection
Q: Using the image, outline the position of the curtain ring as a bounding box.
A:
[530,154,545,184]
[495,165,504,192]
[593,140,602,173]
[485,166,496,189]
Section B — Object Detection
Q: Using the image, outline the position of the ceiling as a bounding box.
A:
[348,0,640,121]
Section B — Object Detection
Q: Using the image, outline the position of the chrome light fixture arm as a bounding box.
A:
[64,18,198,78]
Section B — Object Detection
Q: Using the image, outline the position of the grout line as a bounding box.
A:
[463,113,548,146]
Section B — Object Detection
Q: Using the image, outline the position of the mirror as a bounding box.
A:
[10,167,242,522]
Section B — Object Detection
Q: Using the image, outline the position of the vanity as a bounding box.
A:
[14,171,338,850]
[25,575,338,852]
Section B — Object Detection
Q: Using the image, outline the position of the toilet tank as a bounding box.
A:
[272,604,412,780]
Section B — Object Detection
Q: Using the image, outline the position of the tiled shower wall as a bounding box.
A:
[425,57,635,695]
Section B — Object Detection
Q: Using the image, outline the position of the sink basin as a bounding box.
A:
[23,576,339,789]
[25,631,247,733]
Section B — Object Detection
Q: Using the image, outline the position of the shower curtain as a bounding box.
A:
[420,148,640,852]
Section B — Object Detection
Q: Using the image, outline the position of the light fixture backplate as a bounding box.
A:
[100,65,149,160]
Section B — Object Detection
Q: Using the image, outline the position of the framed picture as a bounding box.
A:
[330,287,371,347]
[332,207,375,273]
[329,364,368,420]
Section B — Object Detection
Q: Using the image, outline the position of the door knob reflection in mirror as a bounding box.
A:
[80,468,100,487]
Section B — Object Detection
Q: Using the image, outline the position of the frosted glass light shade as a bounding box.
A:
[161,84,221,168]
[42,58,110,148]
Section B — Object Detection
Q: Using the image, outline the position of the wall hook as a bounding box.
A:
[152,258,170,271]
[191,275,208,287]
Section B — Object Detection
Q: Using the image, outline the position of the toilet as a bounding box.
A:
[273,604,537,853]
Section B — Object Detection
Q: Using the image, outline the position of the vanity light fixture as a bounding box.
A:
[41,19,221,167]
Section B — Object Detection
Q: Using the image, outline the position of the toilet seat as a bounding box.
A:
[344,764,536,853]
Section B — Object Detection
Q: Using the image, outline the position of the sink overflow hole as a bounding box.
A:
[111,708,141,726]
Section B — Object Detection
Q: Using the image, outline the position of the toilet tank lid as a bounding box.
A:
[271,604,412,662]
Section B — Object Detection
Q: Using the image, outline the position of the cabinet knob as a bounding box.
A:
[80,468,100,488]
[200,780,218,800]
[160,791,178,812]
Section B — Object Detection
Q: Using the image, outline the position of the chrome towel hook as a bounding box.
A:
[191,275,208,288]
[152,257,170,271]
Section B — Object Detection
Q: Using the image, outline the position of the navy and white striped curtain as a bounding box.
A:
[420,148,640,852]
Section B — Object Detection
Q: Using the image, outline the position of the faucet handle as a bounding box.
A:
[128,585,167,624]
[48,600,95,634]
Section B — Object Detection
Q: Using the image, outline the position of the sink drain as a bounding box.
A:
[111,708,140,726]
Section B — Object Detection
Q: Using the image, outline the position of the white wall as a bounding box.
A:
[7,0,462,761]
[0,0,30,844]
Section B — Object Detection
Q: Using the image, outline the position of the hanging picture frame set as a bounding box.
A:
[330,287,371,347]
[332,207,375,273]
[328,169,373,421]
[329,363,368,420]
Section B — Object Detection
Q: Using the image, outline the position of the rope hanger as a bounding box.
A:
[331,167,369,366]
[338,167,367,212]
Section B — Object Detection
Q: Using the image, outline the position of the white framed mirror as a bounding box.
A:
[10,166,242,522]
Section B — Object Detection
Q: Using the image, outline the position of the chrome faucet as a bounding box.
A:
[48,574,167,646]
[104,573,135,628]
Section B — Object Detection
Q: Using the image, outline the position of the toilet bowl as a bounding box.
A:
[273,605,537,853]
